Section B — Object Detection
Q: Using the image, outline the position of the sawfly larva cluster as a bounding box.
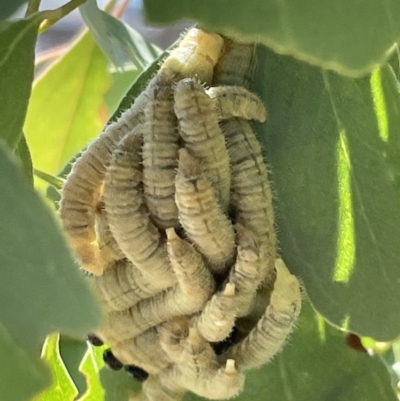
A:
[59,30,302,401]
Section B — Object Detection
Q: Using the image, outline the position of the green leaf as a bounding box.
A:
[15,134,34,186]
[24,29,110,177]
[0,146,102,355]
[33,333,78,401]
[254,46,400,340]
[100,368,140,401]
[143,0,400,77]
[80,0,161,70]
[77,344,106,401]
[0,16,39,148]
[59,336,89,398]
[185,303,398,401]
[0,322,50,401]
[34,169,65,190]
[0,0,28,20]
[104,67,141,116]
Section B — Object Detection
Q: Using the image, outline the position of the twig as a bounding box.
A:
[25,0,41,16]
[39,0,89,33]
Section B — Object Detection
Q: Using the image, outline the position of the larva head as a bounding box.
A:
[161,28,224,84]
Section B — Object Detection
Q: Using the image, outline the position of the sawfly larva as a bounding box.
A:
[162,328,245,400]
[111,327,170,375]
[213,39,257,88]
[224,118,276,284]
[174,79,231,209]
[103,130,174,283]
[175,149,235,273]
[219,258,301,370]
[59,84,151,275]
[160,27,224,85]
[197,282,236,342]
[206,85,267,122]
[142,70,180,229]
[98,229,215,342]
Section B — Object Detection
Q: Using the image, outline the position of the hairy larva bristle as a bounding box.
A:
[142,72,180,229]
[59,83,152,275]
[175,149,235,271]
[174,79,231,209]
[160,27,224,85]
[207,85,267,122]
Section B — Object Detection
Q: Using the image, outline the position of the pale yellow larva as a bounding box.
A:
[175,148,235,272]
[59,85,151,276]
[111,327,170,375]
[212,38,257,88]
[224,118,276,284]
[197,283,236,343]
[219,258,302,371]
[174,79,231,210]
[103,129,174,284]
[162,328,245,400]
[211,38,277,285]
[160,27,224,85]
[98,229,215,342]
[206,85,267,123]
[95,199,125,262]
[229,223,264,317]
[142,70,180,229]
[90,259,172,313]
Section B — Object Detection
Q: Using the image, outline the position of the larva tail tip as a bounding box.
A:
[225,359,237,375]
[165,227,178,240]
[223,282,235,296]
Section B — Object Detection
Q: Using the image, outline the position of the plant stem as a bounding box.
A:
[25,0,41,16]
[39,0,89,33]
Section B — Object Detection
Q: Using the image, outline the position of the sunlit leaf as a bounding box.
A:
[33,333,78,401]
[24,29,110,177]
[255,45,400,340]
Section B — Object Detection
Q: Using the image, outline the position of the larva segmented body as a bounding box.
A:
[220,259,301,370]
[224,118,276,283]
[197,283,236,342]
[213,39,256,88]
[206,86,267,122]
[160,28,224,85]
[174,79,231,209]
[175,149,235,272]
[98,229,215,342]
[142,70,180,229]
[59,85,150,275]
[112,327,170,375]
[103,130,174,283]
[162,329,245,400]
[90,259,173,313]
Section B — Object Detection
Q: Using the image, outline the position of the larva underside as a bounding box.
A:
[142,70,180,229]
[175,148,235,272]
[219,259,302,370]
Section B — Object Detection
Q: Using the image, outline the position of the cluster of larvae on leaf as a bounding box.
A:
[59,27,302,401]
